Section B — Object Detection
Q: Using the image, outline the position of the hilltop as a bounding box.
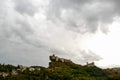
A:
[0,54,120,80]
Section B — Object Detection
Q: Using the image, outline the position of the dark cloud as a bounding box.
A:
[47,0,120,33]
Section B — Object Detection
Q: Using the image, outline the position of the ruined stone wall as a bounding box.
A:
[49,54,72,63]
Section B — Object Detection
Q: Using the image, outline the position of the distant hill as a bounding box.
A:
[0,54,120,80]
[112,67,120,71]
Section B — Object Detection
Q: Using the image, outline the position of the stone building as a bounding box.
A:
[86,62,95,67]
[49,54,73,68]
[17,65,27,72]
[12,70,18,76]
[0,72,9,77]
[29,67,35,72]
[49,54,72,63]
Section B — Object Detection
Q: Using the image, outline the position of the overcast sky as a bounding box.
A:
[0,0,120,68]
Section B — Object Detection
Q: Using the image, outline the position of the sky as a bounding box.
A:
[0,0,120,68]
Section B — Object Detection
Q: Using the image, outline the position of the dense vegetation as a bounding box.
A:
[0,56,120,80]
[47,62,120,80]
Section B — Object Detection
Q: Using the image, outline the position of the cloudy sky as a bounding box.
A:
[0,0,120,68]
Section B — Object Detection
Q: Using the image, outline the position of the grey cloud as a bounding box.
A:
[13,0,38,16]
[80,50,102,63]
[0,0,50,66]
[0,38,50,66]
[47,0,120,33]
[10,19,48,48]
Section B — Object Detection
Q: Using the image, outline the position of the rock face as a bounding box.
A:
[49,54,72,68]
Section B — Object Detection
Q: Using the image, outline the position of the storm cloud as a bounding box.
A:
[47,0,120,33]
[0,0,120,66]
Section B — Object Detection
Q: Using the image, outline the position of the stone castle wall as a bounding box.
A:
[49,54,72,63]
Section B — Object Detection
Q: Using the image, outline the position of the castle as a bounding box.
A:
[49,54,95,68]
[86,62,95,67]
[49,54,72,63]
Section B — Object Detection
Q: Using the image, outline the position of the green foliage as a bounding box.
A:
[0,61,119,80]
[0,64,17,72]
[84,66,106,77]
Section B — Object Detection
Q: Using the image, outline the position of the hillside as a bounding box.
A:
[113,67,120,71]
[0,54,120,80]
